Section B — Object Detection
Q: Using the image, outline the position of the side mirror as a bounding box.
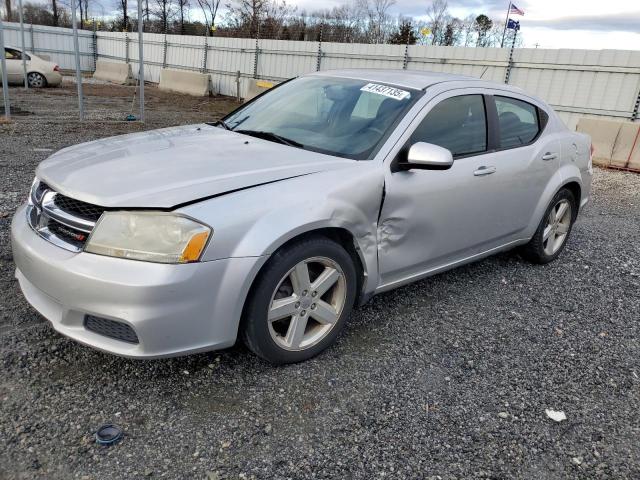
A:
[401,142,453,170]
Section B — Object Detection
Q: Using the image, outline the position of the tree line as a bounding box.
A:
[2,0,520,47]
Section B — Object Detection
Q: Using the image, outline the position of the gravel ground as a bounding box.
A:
[1,83,640,480]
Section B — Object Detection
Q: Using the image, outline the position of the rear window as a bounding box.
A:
[495,96,541,148]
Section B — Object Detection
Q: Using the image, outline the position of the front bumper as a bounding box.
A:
[11,204,266,358]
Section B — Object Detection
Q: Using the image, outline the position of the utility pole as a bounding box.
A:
[70,0,84,120]
[500,1,511,48]
[0,15,10,119]
[17,0,27,89]
[137,0,144,122]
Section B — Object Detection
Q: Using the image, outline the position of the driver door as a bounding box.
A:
[377,91,517,288]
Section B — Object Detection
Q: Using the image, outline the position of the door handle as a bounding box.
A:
[474,166,496,176]
[542,152,558,161]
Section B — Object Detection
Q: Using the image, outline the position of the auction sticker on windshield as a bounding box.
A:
[360,83,410,101]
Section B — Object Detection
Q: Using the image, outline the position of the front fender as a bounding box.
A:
[179,163,384,294]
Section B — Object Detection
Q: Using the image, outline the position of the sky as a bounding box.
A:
[288,0,640,50]
[22,0,639,50]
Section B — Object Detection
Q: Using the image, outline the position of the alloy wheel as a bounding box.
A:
[267,256,347,351]
[543,199,572,255]
[27,73,45,88]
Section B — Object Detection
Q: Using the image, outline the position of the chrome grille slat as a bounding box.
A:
[27,183,105,252]
[41,191,95,233]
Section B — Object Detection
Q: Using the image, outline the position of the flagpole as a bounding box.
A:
[500,1,511,48]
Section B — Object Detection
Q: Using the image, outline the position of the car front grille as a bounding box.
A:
[27,181,105,252]
[84,315,139,344]
[53,194,104,222]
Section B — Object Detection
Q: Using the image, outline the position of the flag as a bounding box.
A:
[420,27,431,36]
[510,4,525,15]
[507,19,520,30]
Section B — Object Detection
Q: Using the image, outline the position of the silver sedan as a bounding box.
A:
[11,69,593,364]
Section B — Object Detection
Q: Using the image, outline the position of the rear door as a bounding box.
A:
[485,93,560,233]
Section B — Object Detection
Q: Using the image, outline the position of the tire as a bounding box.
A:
[242,236,357,364]
[27,72,47,88]
[521,188,577,264]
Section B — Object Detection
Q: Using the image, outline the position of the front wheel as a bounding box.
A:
[242,236,357,364]
[521,188,577,264]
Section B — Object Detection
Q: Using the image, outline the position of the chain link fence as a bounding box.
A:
[2,21,640,130]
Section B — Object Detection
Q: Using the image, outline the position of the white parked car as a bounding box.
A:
[3,46,62,87]
[11,69,593,364]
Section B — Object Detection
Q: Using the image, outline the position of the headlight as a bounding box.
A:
[85,212,211,264]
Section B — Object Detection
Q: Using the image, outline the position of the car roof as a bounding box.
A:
[307,68,482,90]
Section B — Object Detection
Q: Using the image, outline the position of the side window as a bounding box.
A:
[410,95,487,157]
[495,96,540,148]
[5,48,21,60]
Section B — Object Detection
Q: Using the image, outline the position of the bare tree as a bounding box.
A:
[78,0,84,26]
[51,0,59,26]
[442,17,461,46]
[176,0,188,33]
[459,14,475,46]
[196,0,220,33]
[356,0,396,44]
[5,0,11,21]
[117,0,128,31]
[225,0,267,36]
[225,0,294,37]
[153,0,175,32]
[425,0,449,45]
[83,0,89,26]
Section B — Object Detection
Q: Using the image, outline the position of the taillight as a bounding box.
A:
[589,143,594,159]
[53,65,60,72]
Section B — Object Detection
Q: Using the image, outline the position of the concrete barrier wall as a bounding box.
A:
[244,79,278,102]
[159,68,210,96]
[93,60,132,85]
[577,118,640,171]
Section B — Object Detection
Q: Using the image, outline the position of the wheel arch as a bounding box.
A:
[561,180,581,213]
[246,226,369,310]
[525,167,583,240]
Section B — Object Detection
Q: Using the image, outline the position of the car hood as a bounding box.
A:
[37,124,354,208]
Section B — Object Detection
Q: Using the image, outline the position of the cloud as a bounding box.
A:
[523,12,640,33]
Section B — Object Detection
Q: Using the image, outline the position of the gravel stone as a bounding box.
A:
[1,83,639,479]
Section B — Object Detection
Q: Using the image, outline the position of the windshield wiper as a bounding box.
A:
[235,129,304,149]
[209,120,231,130]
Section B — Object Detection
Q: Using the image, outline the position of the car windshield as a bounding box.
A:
[222,76,422,160]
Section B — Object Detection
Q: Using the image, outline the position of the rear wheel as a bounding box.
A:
[242,236,357,364]
[27,72,47,88]
[521,188,577,264]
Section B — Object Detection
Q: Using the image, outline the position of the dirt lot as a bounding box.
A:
[1,82,639,480]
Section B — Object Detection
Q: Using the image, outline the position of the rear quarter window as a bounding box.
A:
[495,96,544,149]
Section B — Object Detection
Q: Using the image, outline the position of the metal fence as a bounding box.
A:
[2,21,640,130]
